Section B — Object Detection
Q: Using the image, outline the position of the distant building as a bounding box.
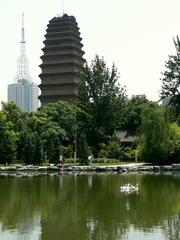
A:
[8,81,39,112]
[39,13,85,105]
[8,13,39,112]
[114,130,138,146]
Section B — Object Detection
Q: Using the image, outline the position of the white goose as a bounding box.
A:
[120,183,139,193]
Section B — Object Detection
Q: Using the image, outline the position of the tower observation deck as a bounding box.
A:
[39,13,85,105]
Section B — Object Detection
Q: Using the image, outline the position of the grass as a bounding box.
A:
[0,159,143,168]
[91,162,136,166]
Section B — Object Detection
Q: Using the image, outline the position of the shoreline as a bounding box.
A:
[0,163,180,174]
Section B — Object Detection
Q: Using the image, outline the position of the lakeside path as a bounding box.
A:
[0,163,180,173]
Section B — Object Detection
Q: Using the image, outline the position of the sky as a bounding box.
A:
[1,0,180,104]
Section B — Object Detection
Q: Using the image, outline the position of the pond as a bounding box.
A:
[0,172,179,240]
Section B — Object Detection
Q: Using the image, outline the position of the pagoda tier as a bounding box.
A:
[39,14,85,105]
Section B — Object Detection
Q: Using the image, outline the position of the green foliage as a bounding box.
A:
[0,102,66,164]
[0,112,18,164]
[77,133,91,164]
[122,147,136,160]
[98,140,122,160]
[60,145,73,159]
[0,103,22,164]
[39,100,88,161]
[19,130,39,164]
[167,122,180,162]
[98,143,109,159]
[1,101,26,132]
[78,55,127,155]
[138,103,170,163]
[92,158,118,164]
[124,95,149,131]
[21,112,65,164]
[160,36,180,116]
[2,52,180,165]
[106,140,122,159]
[39,101,80,143]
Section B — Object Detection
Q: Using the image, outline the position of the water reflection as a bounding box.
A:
[0,216,41,240]
[0,173,179,240]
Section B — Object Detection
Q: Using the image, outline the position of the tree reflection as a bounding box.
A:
[0,173,179,240]
[163,214,180,240]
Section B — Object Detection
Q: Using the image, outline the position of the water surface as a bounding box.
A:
[0,173,179,240]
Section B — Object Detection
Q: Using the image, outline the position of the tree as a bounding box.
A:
[78,55,127,154]
[77,132,90,164]
[39,101,82,144]
[160,36,180,115]
[0,112,18,164]
[138,103,170,163]
[39,100,89,160]
[1,101,25,131]
[19,112,66,164]
[167,122,180,162]
[124,95,149,131]
[106,139,122,159]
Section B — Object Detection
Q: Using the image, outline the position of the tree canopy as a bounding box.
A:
[78,55,127,155]
[1,53,180,164]
[138,103,180,163]
[160,36,180,115]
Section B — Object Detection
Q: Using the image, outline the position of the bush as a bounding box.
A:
[60,145,73,158]
[168,122,180,162]
[93,158,118,164]
[98,140,122,160]
[98,149,108,158]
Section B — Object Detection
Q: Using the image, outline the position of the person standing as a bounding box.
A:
[87,155,92,166]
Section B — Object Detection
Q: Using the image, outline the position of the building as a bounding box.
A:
[8,81,39,112]
[114,130,138,146]
[39,13,84,105]
[8,13,39,112]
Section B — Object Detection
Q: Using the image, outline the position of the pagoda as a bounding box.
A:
[39,14,85,105]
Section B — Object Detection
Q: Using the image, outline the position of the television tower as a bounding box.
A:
[8,13,39,112]
[16,12,32,82]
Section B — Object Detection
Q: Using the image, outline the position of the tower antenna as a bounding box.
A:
[21,12,25,43]
[16,12,31,82]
